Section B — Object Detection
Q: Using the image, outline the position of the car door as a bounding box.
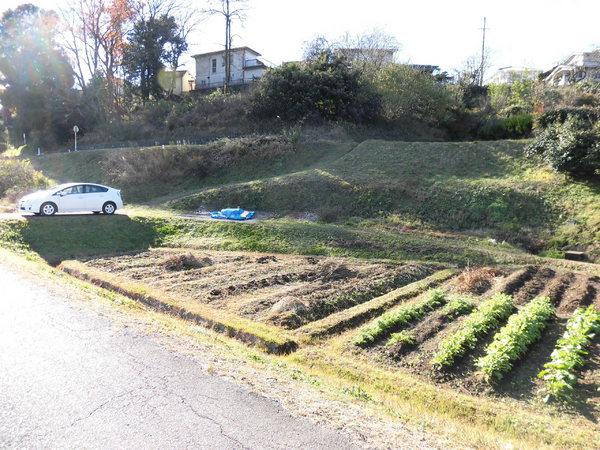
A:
[85,184,107,211]
[58,185,88,212]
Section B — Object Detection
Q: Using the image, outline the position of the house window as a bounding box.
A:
[212,58,217,73]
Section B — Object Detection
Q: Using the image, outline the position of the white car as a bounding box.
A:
[19,183,124,216]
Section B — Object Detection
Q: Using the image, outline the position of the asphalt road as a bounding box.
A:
[0,263,359,449]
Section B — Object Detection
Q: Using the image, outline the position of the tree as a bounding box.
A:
[375,64,456,125]
[527,116,600,177]
[302,36,333,62]
[250,55,381,123]
[336,29,399,74]
[0,4,76,148]
[121,14,187,100]
[61,0,134,93]
[206,0,248,92]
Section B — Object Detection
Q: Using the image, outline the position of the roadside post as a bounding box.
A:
[73,125,79,152]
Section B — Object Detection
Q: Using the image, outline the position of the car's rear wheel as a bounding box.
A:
[40,202,57,216]
[102,202,116,215]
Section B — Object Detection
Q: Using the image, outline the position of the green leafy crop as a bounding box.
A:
[354,289,447,347]
[538,305,600,401]
[432,293,514,369]
[477,296,554,382]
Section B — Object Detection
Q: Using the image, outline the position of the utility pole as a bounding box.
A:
[479,17,488,86]
[207,0,247,93]
[224,0,231,93]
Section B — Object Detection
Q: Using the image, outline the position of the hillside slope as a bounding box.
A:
[24,137,599,261]
[169,139,599,260]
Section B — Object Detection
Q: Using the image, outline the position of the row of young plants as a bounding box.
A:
[432,293,514,369]
[476,296,554,382]
[353,289,447,347]
[385,296,475,348]
[538,305,600,401]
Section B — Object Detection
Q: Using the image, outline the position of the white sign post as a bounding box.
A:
[73,125,79,152]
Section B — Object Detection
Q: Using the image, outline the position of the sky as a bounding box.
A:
[3,0,600,76]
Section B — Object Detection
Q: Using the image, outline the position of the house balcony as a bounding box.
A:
[194,77,257,91]
[244,58,266,69]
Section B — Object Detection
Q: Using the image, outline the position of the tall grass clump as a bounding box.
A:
[432,293,514,369]
[354,289,447,347]
[477,296,554,382]
[538,305,600,401]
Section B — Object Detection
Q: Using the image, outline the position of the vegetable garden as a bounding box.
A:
[60,249,600,422]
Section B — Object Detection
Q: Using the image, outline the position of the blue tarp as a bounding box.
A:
[210,207,255,221]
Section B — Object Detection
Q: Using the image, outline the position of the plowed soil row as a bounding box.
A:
[83,249,435,329]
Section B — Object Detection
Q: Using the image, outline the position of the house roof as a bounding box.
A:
[192,46,261,59]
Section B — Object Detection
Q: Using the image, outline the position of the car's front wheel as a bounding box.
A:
[102,202,116,215]
[40,202,57,216]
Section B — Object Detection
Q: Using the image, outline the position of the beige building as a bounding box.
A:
[158,69,194,95]
[545,50,600,85]
[192,47,268,90]
[488,67,541,84]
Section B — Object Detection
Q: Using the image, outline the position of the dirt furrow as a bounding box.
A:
[493,266,537,296]
[558,274,598,315]
[512,267,556,305]
[539,272,575,306]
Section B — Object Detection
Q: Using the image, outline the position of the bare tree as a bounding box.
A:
[205,0,248,92]
[336,29,400,73]
[303,29,399,76]
[456,50,492,87]
[61,0,134,91]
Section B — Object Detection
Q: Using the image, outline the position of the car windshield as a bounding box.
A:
[51,184,74,194]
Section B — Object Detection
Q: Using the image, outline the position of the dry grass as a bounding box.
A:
[451,267,502,294]
[59,259,298,354]
[102,135,295,187]
[82,249,436,329]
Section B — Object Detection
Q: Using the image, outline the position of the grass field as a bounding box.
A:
[4,212,598,270]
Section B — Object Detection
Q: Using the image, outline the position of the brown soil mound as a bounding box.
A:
[540,272,575,306]
[494,266,537,295]
[321,263,358,282]
[162,253,213,271]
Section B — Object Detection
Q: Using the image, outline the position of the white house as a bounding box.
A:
[192,47,268,90]
[158,69,194,95]
[545,50,600,86]
[488,67,541,84]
